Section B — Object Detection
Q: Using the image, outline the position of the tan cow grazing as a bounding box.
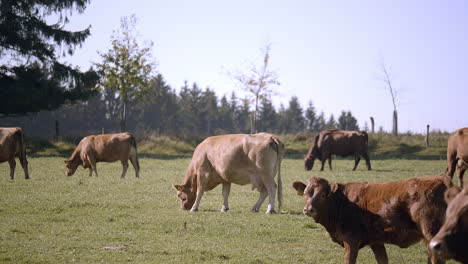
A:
[65,133,140,178]
[0,127,29,180]
[173,133,284,213]
[430,186,468,263]
[293,175,451,264]
[446,127,468,187]
[304,129,371,171]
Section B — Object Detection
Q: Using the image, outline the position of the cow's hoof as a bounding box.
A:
[265,210,276,214]
[190,208,198,212]
[221,206,229,212]
[251,208,259,213]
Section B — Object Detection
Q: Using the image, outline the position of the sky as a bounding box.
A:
[62,0,468,133]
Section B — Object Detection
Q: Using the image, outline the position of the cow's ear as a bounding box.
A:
[328,183,339,197]
[173,184,183,191]
[445,186,462,204]
[292,181,306,195]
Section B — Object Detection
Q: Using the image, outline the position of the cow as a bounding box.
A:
[304,130,371,171]
[430,186,468,263]
[446,127,468,188]
[0,127,29,180]
[293,175,451,264]
[65,132,140,178]
[173,133,284,213]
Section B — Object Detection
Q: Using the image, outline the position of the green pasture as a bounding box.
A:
[0,156,457,264]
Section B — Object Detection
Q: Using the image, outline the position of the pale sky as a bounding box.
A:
[63,0,468,133]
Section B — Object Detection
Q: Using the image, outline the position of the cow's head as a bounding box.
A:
[430,186,468,263]
[304,135,321,171]
[173,184,196,210]
[64,159,79,176]
[293,177,338,219]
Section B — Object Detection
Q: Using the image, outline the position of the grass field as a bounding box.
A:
[0,156,457,264]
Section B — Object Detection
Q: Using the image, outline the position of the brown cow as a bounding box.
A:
[430,186,468,263]
[293,175,451,264]
[0,127,29,180]
[173,133,284,213]
[65,132,140,178]
[446,127,468,188]
[304,130,371,171]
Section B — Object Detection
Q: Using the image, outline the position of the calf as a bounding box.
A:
[430,186,468,263]
[293,175,451,264]
[446,127,468,187]
[0,127,29,179]
[65,133,139,178]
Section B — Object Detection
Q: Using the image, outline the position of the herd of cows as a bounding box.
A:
[0,127,467,263]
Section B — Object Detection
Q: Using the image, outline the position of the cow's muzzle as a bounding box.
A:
[429,239,450,259]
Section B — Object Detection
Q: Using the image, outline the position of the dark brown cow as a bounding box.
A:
[446,127,468,188]
[430,186,468,263]
[293,175,451,264]
[65,133,140,178]
[0,127,29,179]
[173,133,284,213]
[304,130,371,171]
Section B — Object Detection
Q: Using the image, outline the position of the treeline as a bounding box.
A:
[0,74,360,138]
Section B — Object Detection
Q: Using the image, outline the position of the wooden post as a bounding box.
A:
[370,117,375,133]
[426,124,430,147]
[102,127,105,135]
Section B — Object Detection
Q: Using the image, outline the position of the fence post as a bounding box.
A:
[370,117,375,133]
[425,124,430,147]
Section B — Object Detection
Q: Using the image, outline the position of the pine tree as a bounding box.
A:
[0,0,98,115]
[258,97,278,133]
[314,111,326,132]
[285,96,305,133]
[325,114,338,129]
[305,100,317,131]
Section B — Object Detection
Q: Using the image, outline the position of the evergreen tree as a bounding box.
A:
[325,114,338,129]
[276,103,288,134]
[305,100,317,132]
[315,111,326,132]
[177,82,202,136]
[236,98,252,134]
[0,0,98,115]
[218,95,235,133]
[338,111,360,130]
[284,96,305,133]
[199,88,218,136]
[258,97,278,133]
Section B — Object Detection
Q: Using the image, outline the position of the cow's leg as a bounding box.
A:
[343,240,359,264]
[265,181,277,214]
[88,168,93,177]
[190,186,204,212]
[18,154,29,179]
[362,152,372,170]
[120,160,129,179]
[353,154,361,171]
[370,244,388,264]
[129,155,140,178]
[252,190,268,212]
[447,156,457,178]
[221,183,231,212]
[457,166,466,188]
[328,155,332,170]
[8,158,16,180]
[320,158,326,171]
[419,218,445,264]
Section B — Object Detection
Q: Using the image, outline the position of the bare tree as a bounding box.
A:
[378,59,400,136]
[230,44,280,134]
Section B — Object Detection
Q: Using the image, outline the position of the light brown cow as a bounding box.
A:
[304,129,371,171]
[0,127,29,180]
[430,186,468,263]
[446,127,468,187]
[293,175,451,264]
[65,132,140,178]
[173,133,284,213]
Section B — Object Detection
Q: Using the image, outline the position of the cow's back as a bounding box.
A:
[326,130,367,156]
[191,133,279,186]
[84,133,135,162]
[0,127,24,162]
[343,175,450,245]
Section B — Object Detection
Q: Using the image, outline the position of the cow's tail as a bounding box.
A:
[362,131,369,145]
[271,136,284,212]
[15,128,29,179]
[128,133,140,172]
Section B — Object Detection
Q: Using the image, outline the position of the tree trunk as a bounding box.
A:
[370,117,374,133]
[121,98,127,132]
[253,96,259,134]
[392,110,398,136]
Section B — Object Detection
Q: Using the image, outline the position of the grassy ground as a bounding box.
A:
[0,157,456,263]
